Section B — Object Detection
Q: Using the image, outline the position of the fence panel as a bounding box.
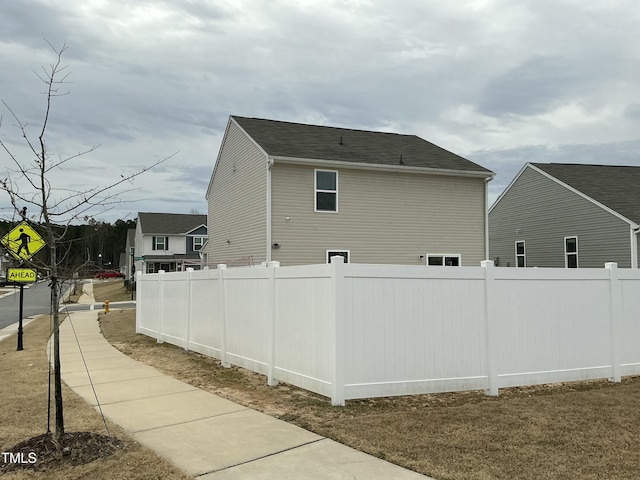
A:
[492,268,613,387]
[274,264,334,397]
[223,268,272,374]
[618,271,640,375]
[187,269,220,358]
[135,262,640,404]
[342,265,487,399]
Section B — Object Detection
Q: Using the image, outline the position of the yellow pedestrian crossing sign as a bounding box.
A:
[1,222,47,261]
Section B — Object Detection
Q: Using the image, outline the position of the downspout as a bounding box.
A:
[484,176,493,261]
[266,158,274,263]
[632,225,640,269]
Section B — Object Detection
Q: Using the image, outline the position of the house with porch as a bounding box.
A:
[134,212,207,274]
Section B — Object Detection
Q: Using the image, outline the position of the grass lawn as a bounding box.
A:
[94,283,640,480]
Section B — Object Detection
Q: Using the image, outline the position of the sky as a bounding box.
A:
[1,0,639,224]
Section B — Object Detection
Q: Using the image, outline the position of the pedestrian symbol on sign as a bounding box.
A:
[17,228,31,256]
[1,222,46,261]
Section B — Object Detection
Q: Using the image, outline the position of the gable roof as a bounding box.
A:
[137,212,207,235]
[232,116,493,176]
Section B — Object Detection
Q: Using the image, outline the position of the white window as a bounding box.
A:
[192,236,206,251]
[565,236,578,268]
[326,250,349,264]
[427,254,461,266]
[315,169,338,212]
[152,236,168,251]
[515,241,526,268]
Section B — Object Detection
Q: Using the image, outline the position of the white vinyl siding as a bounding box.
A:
[271,163,486,266]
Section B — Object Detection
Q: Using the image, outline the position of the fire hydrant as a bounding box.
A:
[103,299,110,314]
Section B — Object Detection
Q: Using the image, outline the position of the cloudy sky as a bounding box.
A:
[1,0,639,224]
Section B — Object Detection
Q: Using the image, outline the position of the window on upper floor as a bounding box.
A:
[152,236,169,251]
[565,236,578,268]
[315,169,338,212]
[192,236,206,251]
[515,241,526,268]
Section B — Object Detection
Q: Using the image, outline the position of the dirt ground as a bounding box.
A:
[94,282,640,480]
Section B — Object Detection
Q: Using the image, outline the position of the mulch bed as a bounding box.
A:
[1,431,124,473]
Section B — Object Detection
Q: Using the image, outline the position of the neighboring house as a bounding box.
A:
[121,228,136,282]
[489,163,640,268]
[203,116,494,267]
[134,212,207,274]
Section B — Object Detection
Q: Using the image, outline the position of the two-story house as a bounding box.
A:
[489,163,640,268]
[203,116,494,267]
[134,212,207,274]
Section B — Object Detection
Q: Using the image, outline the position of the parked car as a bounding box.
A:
[95,270,124,280]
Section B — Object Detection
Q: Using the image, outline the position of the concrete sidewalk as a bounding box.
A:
[55,309,434,479]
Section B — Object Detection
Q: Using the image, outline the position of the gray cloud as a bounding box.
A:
[1,0,640,223]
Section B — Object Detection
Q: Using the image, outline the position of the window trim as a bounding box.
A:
[152,236,168,251]
[564,236,578,268]
[192,236,206,251]
[515,240,526,268]
[426,254,461,266]
[314,169,338,213]
[326,249,350,264]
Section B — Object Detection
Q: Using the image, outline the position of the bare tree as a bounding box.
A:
[0,42,174,440]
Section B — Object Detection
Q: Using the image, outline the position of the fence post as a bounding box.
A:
[267,261,280,386]
[185,268,194,352]
[157,270,166,344]
[481,260,499,396]
[605,262,621,383]
[218,264,230,368]
[135,271,142,334]
[330,255,346,406]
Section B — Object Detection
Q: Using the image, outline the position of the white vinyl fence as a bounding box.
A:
[135,259,640,405]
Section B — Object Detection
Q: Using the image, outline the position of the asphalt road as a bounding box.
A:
[0,281,57,330]
[0,281,136,330]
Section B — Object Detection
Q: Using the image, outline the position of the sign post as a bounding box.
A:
[1,221,46,351]
[7,268,38,351]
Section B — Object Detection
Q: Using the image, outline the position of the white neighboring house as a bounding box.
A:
[134,212,207,275]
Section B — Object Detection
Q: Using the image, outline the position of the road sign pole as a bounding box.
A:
[17,283,24,351]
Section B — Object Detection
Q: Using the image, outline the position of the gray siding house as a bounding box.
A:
[204,116,494,267]
[489,163,640,268]
[134,213,208,274]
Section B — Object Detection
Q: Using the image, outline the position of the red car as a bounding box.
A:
[96,270,125,279]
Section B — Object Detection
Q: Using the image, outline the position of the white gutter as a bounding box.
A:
[269,155,493,179]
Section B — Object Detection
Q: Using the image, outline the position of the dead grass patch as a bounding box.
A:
[97,287,640,480]
[0,313,190,480]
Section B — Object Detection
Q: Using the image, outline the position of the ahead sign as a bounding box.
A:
[7,268,38,284]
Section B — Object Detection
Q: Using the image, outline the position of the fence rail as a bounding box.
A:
[135,259,640,405]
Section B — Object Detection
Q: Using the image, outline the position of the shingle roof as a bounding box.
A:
[232,116,493,175]
[532,163,640,225]
[138,212,207,234]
